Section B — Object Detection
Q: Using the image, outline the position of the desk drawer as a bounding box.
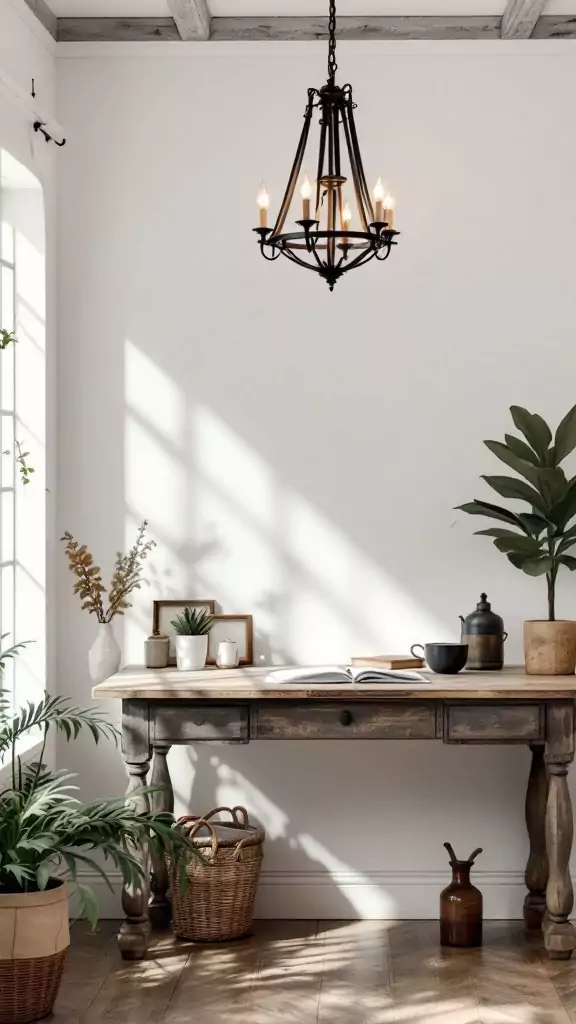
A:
[445,704,543,743]
[153,705,248,743]
[255,703,437,740]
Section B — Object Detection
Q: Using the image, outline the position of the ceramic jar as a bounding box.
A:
[88,623,121,684]
[145,634,170,669]
[216,640,240,669]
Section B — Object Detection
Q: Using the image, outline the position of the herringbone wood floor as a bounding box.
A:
[47,919,576,1023]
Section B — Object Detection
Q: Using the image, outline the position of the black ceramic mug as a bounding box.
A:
[410,642,468,675]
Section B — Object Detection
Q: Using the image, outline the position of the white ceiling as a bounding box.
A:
[44,0,576,18]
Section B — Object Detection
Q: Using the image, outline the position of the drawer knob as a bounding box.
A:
[340,709,354,727]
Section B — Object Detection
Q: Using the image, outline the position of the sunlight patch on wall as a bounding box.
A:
[298,833,397,918]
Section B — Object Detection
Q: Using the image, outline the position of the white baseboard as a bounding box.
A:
[71,869,529,921]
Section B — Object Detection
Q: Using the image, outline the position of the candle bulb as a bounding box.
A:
[373,177,385,222]
[342,201,352,244]
[300,174,312,220]
[257,182,270,229]
[384,193,395,230]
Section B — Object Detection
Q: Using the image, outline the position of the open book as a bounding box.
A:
[265,665,428,685]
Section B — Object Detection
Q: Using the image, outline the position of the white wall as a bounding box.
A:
[56,40,576,917]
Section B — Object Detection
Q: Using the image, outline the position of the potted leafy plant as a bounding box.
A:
[0,640,198,1024]
[61,521,156,684]
[456,403,576,675]
[171,607,214,671]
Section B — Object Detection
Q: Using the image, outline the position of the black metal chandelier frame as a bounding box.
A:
[253,0,399,291]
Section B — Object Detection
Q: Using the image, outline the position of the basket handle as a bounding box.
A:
[233,835,256,862]
[179,816,220,857]
[201,805,250,828]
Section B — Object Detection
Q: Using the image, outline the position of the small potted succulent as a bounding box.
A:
[0,639,198,1023]
[171,607,213,671]
[457,403,576,675]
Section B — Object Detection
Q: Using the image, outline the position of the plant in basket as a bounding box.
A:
[0,638,199,1024]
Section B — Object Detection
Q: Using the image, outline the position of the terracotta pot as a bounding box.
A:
[524,620,576,676]
[0,878,69,1023]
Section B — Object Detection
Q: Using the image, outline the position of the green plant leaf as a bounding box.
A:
[559,555,576,570]
[517,512,551,537]
[483,441,540,486]
[535,467,569,508]
[522,556,554,576]
[507,553,529,570]
[553,403,576,465]
[504,434,541,466]
[481,475,547,511]
[474,528,525,538]
[548,478,576,529]
[510,406,552,460]
[455,500,525,528]
[493,536,543,556]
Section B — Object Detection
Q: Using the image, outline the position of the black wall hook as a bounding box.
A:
[33,121,66,147]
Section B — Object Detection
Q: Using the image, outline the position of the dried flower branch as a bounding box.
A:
[61,521,156,624]
[106,521,156,623]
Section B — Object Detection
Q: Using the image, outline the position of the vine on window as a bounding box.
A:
[0,329,34,484]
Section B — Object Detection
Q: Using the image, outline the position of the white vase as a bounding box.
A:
[175,634,208,671]
[88,623,121,684]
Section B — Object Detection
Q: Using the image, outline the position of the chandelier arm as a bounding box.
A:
[340,105,369,232]
[375,243,393,261]
[280,246,323,275]
[340,244,379,273]
[272,91,316,238]
[344,92,374,223]
[260,244,283,262]
[314,116,328,221]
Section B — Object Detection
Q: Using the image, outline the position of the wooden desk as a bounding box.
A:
[94,665,576,962]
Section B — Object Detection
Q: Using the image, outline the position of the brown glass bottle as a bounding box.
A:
[440,843,483,947]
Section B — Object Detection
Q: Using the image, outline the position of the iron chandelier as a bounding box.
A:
[253,0,399,291]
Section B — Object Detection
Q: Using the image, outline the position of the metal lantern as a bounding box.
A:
[253,0,400,291]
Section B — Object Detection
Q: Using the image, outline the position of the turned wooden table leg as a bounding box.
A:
[524,744,549,932]
[119,760,152,960]
[544,702,576,961]
[119,700,152,961]
[149,744,174,929]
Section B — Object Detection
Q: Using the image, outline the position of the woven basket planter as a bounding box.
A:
[0,878,69,1023]
[171,806,264,942]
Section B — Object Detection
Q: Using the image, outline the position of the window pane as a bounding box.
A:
[1,341,14,411]
[1,491,14,563]
[2,564,14,639]
[1,415,14,488]
[1,223,14,265]
[1,264,14,331]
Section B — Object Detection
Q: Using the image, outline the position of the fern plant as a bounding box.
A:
[456,403,576,621]
[0,640,198,924]
[171,607,213,635]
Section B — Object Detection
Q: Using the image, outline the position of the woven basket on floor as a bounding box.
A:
[0,950,67,1024]
[170,805,265,942]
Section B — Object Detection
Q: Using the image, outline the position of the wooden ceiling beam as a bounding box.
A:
[501,0,549,38]
[56,13,576,44]
[167,0,211,40]
[23,0,57,39]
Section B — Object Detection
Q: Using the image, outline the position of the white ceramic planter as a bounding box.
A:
[176,634,208,671]
[88,623,121,684]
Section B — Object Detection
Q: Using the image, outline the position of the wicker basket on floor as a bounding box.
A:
[170,806,264,942]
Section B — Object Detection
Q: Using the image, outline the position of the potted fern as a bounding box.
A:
[457,403,576,675]
[0,640,198,1024]
[171,607,213,671]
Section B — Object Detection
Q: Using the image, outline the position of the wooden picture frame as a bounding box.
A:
[207,614,254,666]
[152,599,216,665]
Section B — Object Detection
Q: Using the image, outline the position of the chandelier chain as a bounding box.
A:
[328,0,338,82]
